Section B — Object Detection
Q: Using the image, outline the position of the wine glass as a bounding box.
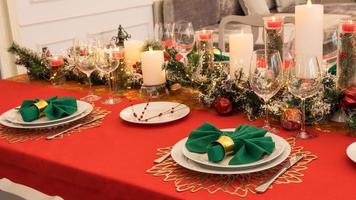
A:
[249,49,284,132]
[154,23,163,42]
[74,39,101,102]
[154,23,174,48]
[173,21,195,64]
[288,55,322,139]
[161,23,174,48]
[95,41,123,105]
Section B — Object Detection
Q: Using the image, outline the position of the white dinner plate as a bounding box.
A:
[119,101,190,124]
[0,102,93,129]
[171,137,291,175]
[2,100,89,126]
[346,142,356,163]
[182,129,288,169]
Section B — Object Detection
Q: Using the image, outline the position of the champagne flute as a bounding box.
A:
[288,55,322,139]
[250,49,284,132]
[173,21,195,64]
[74,39,101,102]
[95,41,123,105]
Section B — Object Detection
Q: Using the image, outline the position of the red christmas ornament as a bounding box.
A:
[341,87,356,110]
[175,53,183,61]
[132,61,142,74]
[164,51,170,61]
[214,97,233,115]
[339,51,347,59]
[281,108,302,131]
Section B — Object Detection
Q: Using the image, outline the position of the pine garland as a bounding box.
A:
[347,112,356,135]
[159,42,345,126]
[7,41,355,133]
[8,42,50,80]
[8,42,107,85]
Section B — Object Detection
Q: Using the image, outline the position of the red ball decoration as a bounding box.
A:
[341,87,356,110]
[281,108,302,131]
[175,53,183,61]
[214,97,233,115]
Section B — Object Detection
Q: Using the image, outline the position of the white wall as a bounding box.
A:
[5,0,154,75]
[0,0,17,78]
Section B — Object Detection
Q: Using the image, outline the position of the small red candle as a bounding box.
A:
[199,33,212,41]
[162,40,173,48]
[342,21,356,33]
[112,48,125,59]
[198,30,212,41]
[50,56,64,67]
[266,17,283,29]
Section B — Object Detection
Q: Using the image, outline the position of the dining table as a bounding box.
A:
[0,75,355,200]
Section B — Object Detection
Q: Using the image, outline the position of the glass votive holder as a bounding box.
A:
[337,18,356,89]
[48,56,66,85]
[195,29,214,80]
[263,16,284,61]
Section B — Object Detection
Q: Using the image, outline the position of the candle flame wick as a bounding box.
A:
[307,0,312,7]
[272,16,276,22]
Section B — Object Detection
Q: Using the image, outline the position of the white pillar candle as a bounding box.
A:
[125,40,144,67]
[229,32,253,78]
[295,0,324,70]
[141,49,166,86]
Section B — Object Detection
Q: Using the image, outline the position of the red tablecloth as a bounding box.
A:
[0,80,355,200]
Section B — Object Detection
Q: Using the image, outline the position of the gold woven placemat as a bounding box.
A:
[0,107,111,143]
[147,137,317,197]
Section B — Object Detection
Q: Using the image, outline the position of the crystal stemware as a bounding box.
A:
[249,49,284,133]
[154,22,163,42]
[288,55,322,139]
[95,41,123,105]
[173,21,195,65]
[161,23,174,48]
[74,39,101,102]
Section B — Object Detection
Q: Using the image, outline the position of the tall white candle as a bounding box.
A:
[141,49,166,86]
[295,0,323,69]
[229,32,253,78]
[125,40,144,67]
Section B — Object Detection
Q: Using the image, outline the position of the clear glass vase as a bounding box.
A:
[263,16,284,62]
[193,30,214,81]
[337,19,356,89]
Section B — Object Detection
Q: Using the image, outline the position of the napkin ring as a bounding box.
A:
[34,100,48,117]
[214,135,235,154]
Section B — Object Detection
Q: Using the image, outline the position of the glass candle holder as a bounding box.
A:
[111,47,128,92]
[48,56,66,85]
[263,16,284,61]
[337,19,356,89]
[194,29,214,80]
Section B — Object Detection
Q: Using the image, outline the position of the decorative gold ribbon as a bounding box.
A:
[34,99,48,117]
[214,135,235,154]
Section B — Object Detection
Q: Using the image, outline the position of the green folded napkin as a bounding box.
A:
[19,96,77,122]
[185,123,275,165]
[213,48,229,61]
[328,64,336,75]
[214,53,229,61]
